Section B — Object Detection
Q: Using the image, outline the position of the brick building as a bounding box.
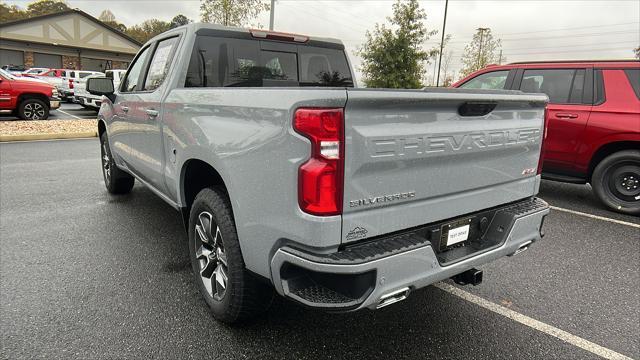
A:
[0,9,141,71]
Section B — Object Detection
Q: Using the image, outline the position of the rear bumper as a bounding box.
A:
[270,197,549,311]
[82,96,101,108]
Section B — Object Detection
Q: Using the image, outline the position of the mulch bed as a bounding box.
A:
[0,119,97,136]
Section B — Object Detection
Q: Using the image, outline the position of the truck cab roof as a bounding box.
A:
[145,22,345,50]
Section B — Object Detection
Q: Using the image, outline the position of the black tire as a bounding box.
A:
[592,150,640,215]
[188,187,273,323]
[100,132,135,194]
[18,98,49,120]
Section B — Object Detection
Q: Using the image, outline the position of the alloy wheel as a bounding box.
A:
[101,142,111,184]
[23,102,46,120]
[194,211,228,301]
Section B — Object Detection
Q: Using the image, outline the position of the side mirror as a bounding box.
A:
[87,77,115,97]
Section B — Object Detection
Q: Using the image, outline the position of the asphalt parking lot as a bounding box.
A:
[0,102,96,121]
[1,139,638,359]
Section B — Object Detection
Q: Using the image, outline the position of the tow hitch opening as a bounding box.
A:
[452,268,483,286]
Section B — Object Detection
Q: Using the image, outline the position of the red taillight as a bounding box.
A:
[250,29,309,43]
[69,79,74,89]
[537,107,549,175]
[294,108,344,216]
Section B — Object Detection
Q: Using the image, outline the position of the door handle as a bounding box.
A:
[555,113,578,119]
[146,109,159,118]
[121,106,129,113]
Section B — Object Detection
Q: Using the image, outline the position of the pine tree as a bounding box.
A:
[358,0,438,88]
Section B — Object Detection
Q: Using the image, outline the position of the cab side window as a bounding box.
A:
[143,37,179,91]
[121,46,151,93]
[519,69,585,104]
[460,70,509,90]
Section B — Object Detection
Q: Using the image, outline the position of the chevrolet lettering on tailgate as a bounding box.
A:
[368,128,541,158]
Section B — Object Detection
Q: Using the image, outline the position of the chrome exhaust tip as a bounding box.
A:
[510,240,533,257]
[376,287,410,309]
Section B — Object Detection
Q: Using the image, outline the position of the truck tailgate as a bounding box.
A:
[341,89,548,243]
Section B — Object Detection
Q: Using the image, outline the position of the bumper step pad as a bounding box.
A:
[283,232,428,265]
[283,197,549,266]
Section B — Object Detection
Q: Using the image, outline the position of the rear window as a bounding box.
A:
[298,46,353,87]
[624,69,640,100]
[185,36,353,88]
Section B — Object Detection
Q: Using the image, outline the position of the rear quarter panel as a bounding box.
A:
[162,88,348,279]
[576,69,640,173]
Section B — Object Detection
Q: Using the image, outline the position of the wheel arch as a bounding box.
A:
[97,119,107,139]
[179,158,231,227]
[588,141,640,181]
[17,92,49,106]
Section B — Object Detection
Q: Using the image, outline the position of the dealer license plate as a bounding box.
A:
[445,224,470,246]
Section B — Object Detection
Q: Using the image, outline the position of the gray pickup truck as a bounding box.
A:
[88,23,550,323]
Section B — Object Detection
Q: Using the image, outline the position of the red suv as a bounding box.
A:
[0,68,60,120]
[453,61,640,215]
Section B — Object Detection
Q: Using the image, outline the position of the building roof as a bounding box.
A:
[0,9,142,53]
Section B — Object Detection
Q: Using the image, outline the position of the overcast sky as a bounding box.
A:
[7,0,640,82]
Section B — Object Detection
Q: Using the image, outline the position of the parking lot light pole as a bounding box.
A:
[269,0,275,30]
[436,0,448,87]
[476,27,490,69]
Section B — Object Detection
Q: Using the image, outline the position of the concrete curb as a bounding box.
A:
[0,131,98,142]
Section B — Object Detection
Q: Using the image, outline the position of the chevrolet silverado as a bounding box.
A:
[88,24,550,323]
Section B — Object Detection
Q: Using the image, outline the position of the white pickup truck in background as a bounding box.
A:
[75,70,126,109]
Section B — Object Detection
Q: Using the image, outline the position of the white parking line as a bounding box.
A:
[550,206,640,229]
[435,283,633,360]
[55,109,82,120]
